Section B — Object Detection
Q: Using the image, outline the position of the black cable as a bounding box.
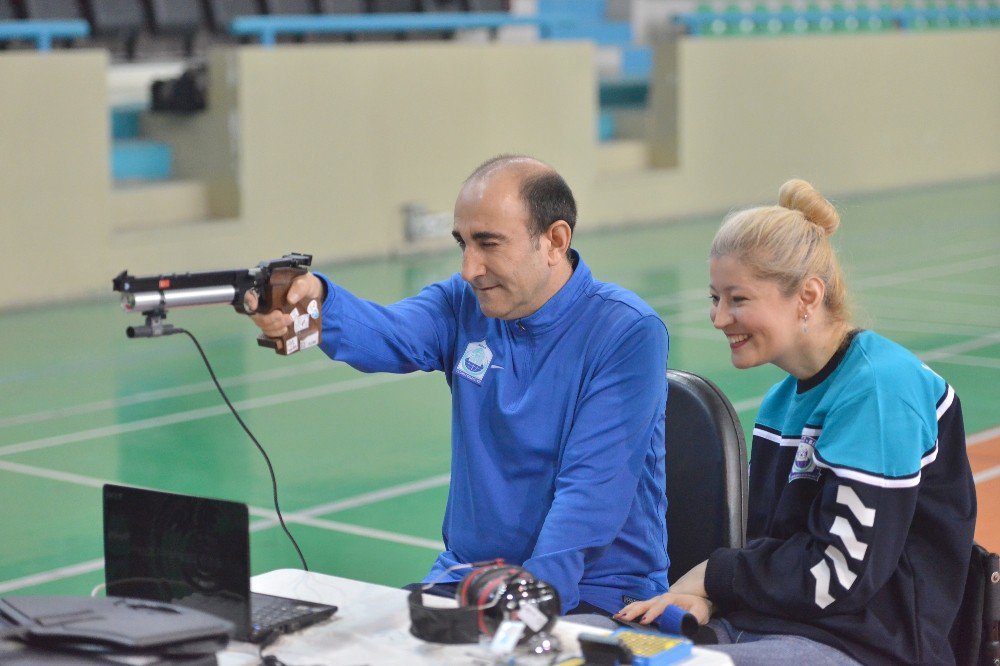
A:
[175,328,309,572]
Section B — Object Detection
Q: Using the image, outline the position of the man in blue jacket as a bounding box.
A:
[252,155,669,615]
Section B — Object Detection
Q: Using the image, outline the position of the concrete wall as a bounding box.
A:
[593,29,1000,224]
[1,32,997,310]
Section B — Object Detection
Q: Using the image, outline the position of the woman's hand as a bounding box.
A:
[614,592,714,626]
[669,560,708,597]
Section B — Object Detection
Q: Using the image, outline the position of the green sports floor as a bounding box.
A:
[1,178,998,597]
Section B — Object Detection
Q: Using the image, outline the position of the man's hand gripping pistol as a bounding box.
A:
[112,252,320,355]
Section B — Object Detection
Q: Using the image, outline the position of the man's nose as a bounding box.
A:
[461,248,485,283]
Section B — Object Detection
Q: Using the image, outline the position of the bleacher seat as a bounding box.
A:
[85,0,147,60]
[316,0,367,14]
[261,0,316,42]
[262,0,317,15]
[0,1,20,20]
[207,0,264,36]
[22,0,83,21]
[147,0,204,58]
[371,0,436,40]
[20,0,87,49]
[421,0,466,11]
[370,0,422,11]
[467,0,507,9]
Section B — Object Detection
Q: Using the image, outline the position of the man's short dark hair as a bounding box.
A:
[466,154,577,239]
[521,169,577,238]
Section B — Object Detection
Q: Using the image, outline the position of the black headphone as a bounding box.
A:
[408,562,561,644]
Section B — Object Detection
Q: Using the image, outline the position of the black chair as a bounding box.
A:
[0,0,20,20]
[664,369,748,584]
[467,0,506,10]
[84,0,147,60]
[21,0,88,49]
[261,0,316,14]
[420,0,465,10]
[316,0,366,14]
[205,0,262,35]
[22,0,83,20]
[147,0,204,57]
[950,542,1000,666]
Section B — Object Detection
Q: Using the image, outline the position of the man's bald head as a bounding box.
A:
[462,154,577,239]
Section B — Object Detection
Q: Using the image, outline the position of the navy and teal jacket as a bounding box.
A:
[315,251,670,614]
[705,330,976,664]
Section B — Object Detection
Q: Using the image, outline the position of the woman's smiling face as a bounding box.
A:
[709,254,803,373]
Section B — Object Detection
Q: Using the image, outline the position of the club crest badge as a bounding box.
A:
[455,340,493,385]
[789,436,821,482]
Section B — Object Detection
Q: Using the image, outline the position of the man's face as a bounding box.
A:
[452,172,555,320]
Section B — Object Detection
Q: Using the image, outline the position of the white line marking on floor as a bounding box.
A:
[0,360,336,429]
[0,558,105,595]
[969,427,1000,447]
[0,372,423,458]
[973,465,1000,485]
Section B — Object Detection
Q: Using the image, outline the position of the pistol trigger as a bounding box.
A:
[243,288,260,315]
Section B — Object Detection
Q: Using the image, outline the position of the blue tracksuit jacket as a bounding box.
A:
[315,251,669,613]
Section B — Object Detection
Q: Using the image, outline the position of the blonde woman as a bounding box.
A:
[618,180,976,665]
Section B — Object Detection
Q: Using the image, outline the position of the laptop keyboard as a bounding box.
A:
[250,593,325,637]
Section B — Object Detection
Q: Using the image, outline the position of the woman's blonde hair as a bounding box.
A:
[710,179,851,323]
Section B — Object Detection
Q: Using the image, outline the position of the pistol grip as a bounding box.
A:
[258,266,322,356]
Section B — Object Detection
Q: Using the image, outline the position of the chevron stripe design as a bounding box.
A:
[830,516,869,560]
[810,560,835,609]
[824,544,857,589]
[836,486,876,526]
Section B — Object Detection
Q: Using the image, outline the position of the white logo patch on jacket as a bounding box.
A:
[455,341,493,385]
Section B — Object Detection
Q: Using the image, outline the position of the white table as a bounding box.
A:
[218,569,732,665]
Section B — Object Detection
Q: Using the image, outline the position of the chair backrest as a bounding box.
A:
[262,0,317,14]
[0,1,21,20]
[206,0,263,33]
[370,0,421,12]
[316,0,366,14]
[22,0,83,20]
[664,369,748,584]
[148,0,204,35]
[950,542,1000,666]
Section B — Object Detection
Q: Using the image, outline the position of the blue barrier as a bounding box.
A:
[0,19,89,52]
[229,12,567,45]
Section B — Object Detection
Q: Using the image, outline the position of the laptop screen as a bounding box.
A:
[103,484,251,638]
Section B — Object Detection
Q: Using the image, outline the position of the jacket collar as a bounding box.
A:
[507,250,590,335]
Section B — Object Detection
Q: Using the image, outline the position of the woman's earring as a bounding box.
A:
[801,313,809,333]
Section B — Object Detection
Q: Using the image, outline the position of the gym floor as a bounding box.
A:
[1,177,997,597]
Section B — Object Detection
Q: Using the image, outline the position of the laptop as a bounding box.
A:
[102,484,337,644]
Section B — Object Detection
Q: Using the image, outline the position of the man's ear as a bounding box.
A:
[545,220,572,266]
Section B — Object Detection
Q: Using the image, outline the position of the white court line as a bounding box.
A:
[863,318,999,338]
[975,466,1000,484]
[2,247,995,428]
[932,355,1000,370]
[0,360,336,429]
[969,427,1000,447]
[852,253,1000,290]
[0,461,448,593]
[0,558,105,595]
[0,372,422,458]
[2,423,997,594]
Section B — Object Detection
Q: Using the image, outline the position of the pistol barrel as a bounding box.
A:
[123,286,237,312]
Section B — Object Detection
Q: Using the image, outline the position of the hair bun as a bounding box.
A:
[778,179,840,236]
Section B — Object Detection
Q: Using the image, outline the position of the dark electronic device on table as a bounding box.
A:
[103,484,337,644]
